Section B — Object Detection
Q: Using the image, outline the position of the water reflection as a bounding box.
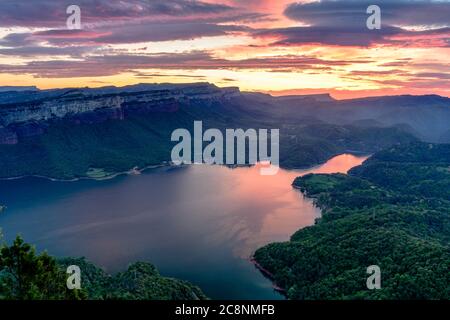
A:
[0,154,367,299]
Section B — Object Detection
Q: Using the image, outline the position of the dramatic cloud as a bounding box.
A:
[0,51,362,77]
[284,0,450,28]
[0,52,202,77]
[0,0,254,60]
[259,0,450,47]
[255,25,450,47]
[414,72,450,79]
[256,25,399,47]
[33,23,247,45]
[0,46,90,57]
[0,0,235,27]
[0,0,448,98]
[0,33,37,47]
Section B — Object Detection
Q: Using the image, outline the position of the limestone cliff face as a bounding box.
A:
[0,95,125,126]
[0,83,241,144]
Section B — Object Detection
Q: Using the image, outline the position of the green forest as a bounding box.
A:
[0,101,416,180]
[0,236,207,300]
[2,142,449,300]
[254,142,450,299]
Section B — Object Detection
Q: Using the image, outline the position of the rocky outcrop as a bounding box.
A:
[0,83,241,144]
[0,95,125,126]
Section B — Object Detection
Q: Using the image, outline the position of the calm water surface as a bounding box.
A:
[0,154,367,299]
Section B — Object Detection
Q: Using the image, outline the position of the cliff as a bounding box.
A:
[0,83,241,144]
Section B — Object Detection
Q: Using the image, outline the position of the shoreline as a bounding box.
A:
[250,258,287,295]
[0,152,370,299]
[250,151,370,299]
[281,150,370,171]
[0,151,370,183]
[0,163,172,183]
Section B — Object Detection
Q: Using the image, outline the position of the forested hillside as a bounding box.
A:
[0,236,207,300]
[3,85,441,180]
[254,142,450,299]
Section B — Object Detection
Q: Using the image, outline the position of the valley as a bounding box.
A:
[0,84,449,300]
[0,154,366,299]
[0,83,440,180]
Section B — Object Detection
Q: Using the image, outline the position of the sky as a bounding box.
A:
[0,0,448,99]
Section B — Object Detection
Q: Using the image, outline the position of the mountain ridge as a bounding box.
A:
[0,82,446,179]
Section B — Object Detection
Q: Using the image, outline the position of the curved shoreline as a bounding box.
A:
[0,151,370,183]
[0,163,172,182]
[0,153,369,299]
[250,258,287,295]
[251,153,370,298]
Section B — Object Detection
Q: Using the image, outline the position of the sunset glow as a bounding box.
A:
[0,0,448,99]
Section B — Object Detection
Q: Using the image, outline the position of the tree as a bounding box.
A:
[0,235,86,300]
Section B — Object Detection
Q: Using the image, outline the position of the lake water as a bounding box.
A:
[0,154,367,299]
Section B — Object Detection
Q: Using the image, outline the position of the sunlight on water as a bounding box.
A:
[0,154,367,299]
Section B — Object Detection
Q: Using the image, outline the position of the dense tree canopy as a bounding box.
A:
[254,142,450,300]
[0,236,207,300]
[0,235,85,300]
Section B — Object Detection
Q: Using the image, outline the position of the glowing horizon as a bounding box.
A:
[0,0,448,99]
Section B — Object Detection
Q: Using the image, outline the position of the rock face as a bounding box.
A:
[0,83,241,144]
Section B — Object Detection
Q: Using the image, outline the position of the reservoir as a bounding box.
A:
[0,154,367,299]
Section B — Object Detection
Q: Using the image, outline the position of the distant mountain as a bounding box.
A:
[0,86,38,92]
[272,93,335,103]
[0,83,446,179]
[326,95,450,142]
[237,92,450,142]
